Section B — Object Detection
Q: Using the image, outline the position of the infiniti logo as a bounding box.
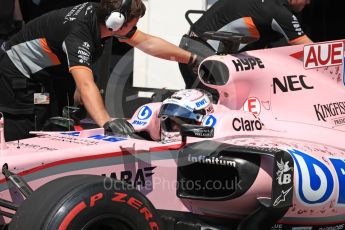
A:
[188,154,236,167]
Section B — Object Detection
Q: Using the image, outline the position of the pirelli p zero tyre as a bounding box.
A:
[9,175,163,230]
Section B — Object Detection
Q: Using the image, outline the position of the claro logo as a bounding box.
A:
[232,118,263,131]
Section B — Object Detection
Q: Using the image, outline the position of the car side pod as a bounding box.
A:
[237,198,290,230]
[0,112,7,151]
[236,149,294,230]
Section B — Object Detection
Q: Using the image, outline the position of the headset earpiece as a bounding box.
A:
[105,0,132,31]
[105,11,125,31]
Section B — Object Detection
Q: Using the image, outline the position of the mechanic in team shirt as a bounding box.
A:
[179,0,313,90]
[0,0,201,141]
[193,0,312,51]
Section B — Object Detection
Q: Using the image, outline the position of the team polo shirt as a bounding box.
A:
[3,2,103,79]
[192,0,309,50]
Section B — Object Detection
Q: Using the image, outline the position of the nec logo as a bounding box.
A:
[304,41,344,69]
[273,75,313,94]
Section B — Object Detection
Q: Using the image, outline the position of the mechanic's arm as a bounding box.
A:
[124,30,192,64]
[70,67,111,127]
[288,35,313,45]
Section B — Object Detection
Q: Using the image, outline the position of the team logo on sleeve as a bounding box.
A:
[77,42,91,64]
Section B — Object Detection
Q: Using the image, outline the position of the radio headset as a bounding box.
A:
[105,0,132,31]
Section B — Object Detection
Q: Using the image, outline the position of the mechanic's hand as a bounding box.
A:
[189,53,205,75]
[103,119,135,137]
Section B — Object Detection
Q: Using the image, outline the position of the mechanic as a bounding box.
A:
[179,0,313,90]
[0,0,201,141]
[0,0,23,47]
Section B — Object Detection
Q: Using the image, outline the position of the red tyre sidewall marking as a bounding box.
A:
[58,201,87,230]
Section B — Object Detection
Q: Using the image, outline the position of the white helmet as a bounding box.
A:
[158,89,213,143]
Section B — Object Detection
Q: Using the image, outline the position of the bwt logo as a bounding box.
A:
[289,149,345,206]
[304,41,344,69]
[202,115,217,127]
[132,120,147,126]
[137,106,152,120]
[196,98,207,108]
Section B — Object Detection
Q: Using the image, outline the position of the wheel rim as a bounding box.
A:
[81,215,135,230]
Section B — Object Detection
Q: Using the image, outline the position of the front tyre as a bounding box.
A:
[9,175,163,230]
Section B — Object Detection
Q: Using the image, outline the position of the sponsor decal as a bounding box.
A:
[291,227,313,230]
[77,42,91,64]
[243,97,261,116]
[273,75,314,94]
[202,115,217,127]
[332,116,345,127]
[304,41,344,69]
[289,149,345,206]
[63,132,125,143]
[232,118,263,131]
[343,55,345,86]
[195,98,208,108]
[187,154,236,167]
[83,42,90,49]
[292,15,303,36]
[318,224,344,230]
[271,224,283,230]
[271,151,294,208]
[273,187,293,207]
[75,191,159,229]
[314,101,345,122]
[276,159,292,185]
[85,5,93,15]
[137,106,152,120]
[232,57,265,72]
[132,120,147,126]
[63,3,88,24]
[102,166,156,187]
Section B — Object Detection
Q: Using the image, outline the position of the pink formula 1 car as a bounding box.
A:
[0,34,344,230]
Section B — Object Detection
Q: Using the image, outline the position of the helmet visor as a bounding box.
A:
[159,103,201,122]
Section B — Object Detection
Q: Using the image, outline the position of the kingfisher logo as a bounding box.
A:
[314,101,345,122]
[137,106,152,120]
[304,41,344,69]
[202,115,217,127]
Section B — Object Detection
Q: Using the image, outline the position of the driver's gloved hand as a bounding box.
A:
[103,119,135,137]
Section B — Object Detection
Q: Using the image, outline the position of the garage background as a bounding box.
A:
[17,0,345,118]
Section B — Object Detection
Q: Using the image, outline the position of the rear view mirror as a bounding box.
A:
[180,124,214,139]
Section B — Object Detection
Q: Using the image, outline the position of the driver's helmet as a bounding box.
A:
[158,89,213,143]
